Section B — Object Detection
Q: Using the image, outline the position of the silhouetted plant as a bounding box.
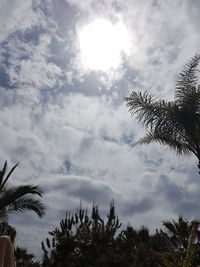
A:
[117,225,161,267]
[0,161,45,221]
[150,218,200,267]
[42,203,165,267]
[0,221,16,242]
[0,160,45,248]
[42,202,122,267]
[162,216,200,250]
[125,55,200,173]
[14,246,41,267]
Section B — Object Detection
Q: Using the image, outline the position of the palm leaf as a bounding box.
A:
[138,130,191,156]
[7,196,45,218]
[125,91,172,129]
[0,162,19,190]
[163,221,178,235]
[125,55,200,172]
[125,92,187,135]
[0,185,45,218]
[176,54,200,104]
[0,161,7,188]
[0,184,43,205]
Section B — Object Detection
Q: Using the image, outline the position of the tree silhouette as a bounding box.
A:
[0,161,45,221]
[0,160,45,244]
[117,225,160,267]
[150,218,200,267]
[42,203,163,267]
[125,55,200,172]
[42,202,122,267]
[162,216,200,250]
[14,247,41,267]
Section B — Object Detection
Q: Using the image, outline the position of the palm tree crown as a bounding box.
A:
[0,161,45,221]
[125,54,200,172]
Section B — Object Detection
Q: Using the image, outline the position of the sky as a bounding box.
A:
[0,0,200,260]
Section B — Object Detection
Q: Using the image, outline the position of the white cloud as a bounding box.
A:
[0,0,47,42]
[2,33,64,89]
[123,0,200,97]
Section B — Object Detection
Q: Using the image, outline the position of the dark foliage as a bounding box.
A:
[0,161,45,221]
[150,218,200,267]
[125,55,200,172]
[14,246,41,267]
[41,203,200,267]
[0,221,16,242]
[42,203,161,267]
[0,161,45,265]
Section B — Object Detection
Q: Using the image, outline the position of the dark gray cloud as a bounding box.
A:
[45,175,116,204]
[152,173,200,219]
[120,198,153,216]
[155,175,183,204]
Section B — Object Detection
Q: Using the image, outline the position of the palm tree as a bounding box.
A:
[150,220,200,267]
[0,161,45,221]
[162,216,199,249]
[125,54,200,172]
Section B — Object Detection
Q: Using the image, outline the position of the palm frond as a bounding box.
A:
[162,220,177,235]
[7,196,45,218]
[125,55,200,172]
[0,161,7,187]
[125,91,175,129]
[138,130,191,156]
[0,162,19,190]
[177,217,189,236]
[0,162,46,221]
[175,54,200,104]
[0,185,44,211]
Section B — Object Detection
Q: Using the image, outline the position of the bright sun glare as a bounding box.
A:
[79,19,130,71]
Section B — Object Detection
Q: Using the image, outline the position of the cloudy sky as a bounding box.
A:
[0,0,200,259]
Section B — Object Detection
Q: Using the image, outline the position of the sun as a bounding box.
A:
[79,18,130,72]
